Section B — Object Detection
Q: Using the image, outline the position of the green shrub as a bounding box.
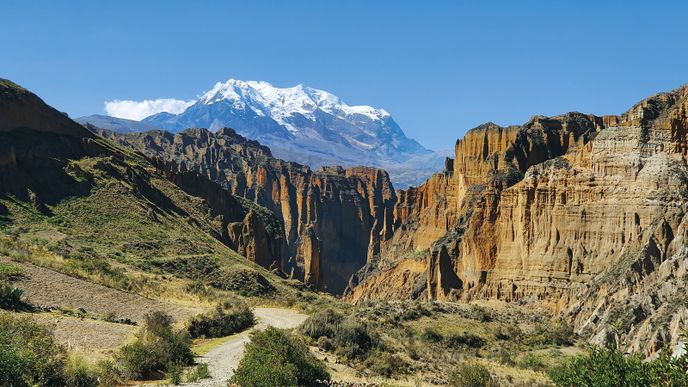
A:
[231,327,330,386]
[448,362,494,387]
[63,355,98,387]
[524,320,574,347]
[157,256,275,295]
[445,332,485,349]
[187,303,254,338]
[300,309,378,361]
[0,262,22,280]
[364,351,408,377]
[0,281,24,310]
[550,345,688,386]
[317,335,334,351]
[334,318,379,360]
[495,348,515,365]
[167,362,182,385]
[300,308,343,340]
[116,311,193,380]
[0,313,67,386]
[468,305,493,322]
[186,363,211,382]
[518,353,546,371]
[96,360,125,387]
[398,302,432,321]
[421,327,443,342]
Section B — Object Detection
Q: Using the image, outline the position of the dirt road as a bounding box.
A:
[185,307,308,386]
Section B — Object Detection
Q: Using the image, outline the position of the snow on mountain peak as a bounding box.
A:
[198,79,391,132]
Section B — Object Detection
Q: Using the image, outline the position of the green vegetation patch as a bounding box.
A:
[187,301,254,338]
[152,255,276,296]
[231,326,330,386]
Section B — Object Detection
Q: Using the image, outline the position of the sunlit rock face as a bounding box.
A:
[347,84,688,357]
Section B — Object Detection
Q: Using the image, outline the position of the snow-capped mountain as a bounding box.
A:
[143,80,432,181]
[81,79,442,187]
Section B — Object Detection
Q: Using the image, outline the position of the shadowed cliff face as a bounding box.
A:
[347,84,688,356]
[102,128,396,294]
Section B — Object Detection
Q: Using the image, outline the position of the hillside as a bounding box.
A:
[0,77,312,315]
[98,127,396,295]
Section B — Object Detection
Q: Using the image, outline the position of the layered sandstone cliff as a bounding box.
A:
[102,128,396,294]
[347,84,688,355]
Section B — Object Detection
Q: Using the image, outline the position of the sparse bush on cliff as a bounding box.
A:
[231,327,329,386]
[187,301,254,338]
[116,311,193,380]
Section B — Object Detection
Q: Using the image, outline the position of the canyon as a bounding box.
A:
[99,83,688,356]
[100,127,396,295]
[4,77,688,358]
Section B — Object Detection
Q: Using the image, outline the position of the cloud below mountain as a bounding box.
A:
[104,98,195,120]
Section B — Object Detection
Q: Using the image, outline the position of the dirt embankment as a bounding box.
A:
[1,256,202,323]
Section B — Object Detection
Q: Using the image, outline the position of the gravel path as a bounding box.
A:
[185,307,308,387]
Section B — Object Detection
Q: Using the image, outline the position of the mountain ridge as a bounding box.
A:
[79,79,441,187]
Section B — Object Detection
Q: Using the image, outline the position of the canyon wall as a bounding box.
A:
[348,85,688,355]
[103,128,396,294]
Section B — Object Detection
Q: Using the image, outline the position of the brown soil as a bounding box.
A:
[31,312,137,360]
[1,256,202,323]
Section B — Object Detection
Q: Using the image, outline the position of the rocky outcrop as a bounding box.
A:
[149,157,284,271]
[102,128,396,294]
[348,84,688,356]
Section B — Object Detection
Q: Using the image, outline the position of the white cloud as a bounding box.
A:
[104,98,195,121]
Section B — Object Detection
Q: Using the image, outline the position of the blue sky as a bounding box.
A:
[2,0,687,150]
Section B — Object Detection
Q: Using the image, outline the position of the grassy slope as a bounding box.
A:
[0,135,327,309]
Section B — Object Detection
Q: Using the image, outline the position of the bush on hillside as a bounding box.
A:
[0,281,24,310]
[116,311,193,380]
[445,332,486,349]
[364,351,408,377]
[187,302,254,338]
[300,308,343,339]
[0,313,73,386]
[550,345,688,386]
[524,319,574,347]
[231,326,330,386]
[63,354,99,387]
[185,363,211,383]
[334,318,379,360]
[421,327,443,342]
[448,362,495,387]
[0,262,22,280]
[300,308,379,361]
